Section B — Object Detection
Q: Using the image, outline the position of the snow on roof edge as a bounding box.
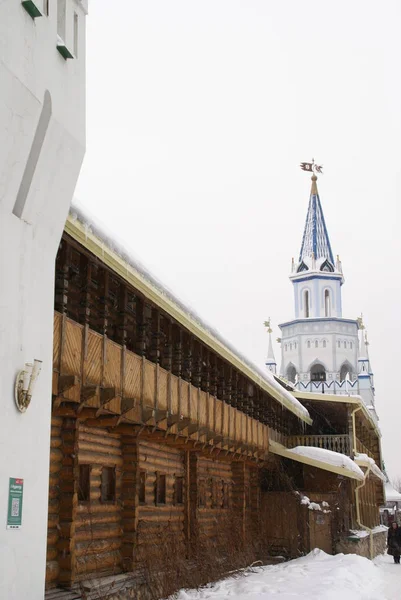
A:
[385,482,401,502]
[68,201,310,421]
[289,446,365,480]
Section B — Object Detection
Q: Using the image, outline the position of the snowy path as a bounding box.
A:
[175,551,401,600]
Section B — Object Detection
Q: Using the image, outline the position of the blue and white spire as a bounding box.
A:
[290,175,344,320]
[299,175,335,267]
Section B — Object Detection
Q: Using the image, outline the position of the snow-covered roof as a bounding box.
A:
[289,446,365,481]
[67,201,311,423]
[385,482,401,502]
[354,453,386,482]
[269,441,365,481]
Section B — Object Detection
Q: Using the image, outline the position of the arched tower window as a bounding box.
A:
[324,289,331,317]
[286,364,297,383]
[340,363,353,382]
[307,341,311,348]
[310,363,326,382]
[304,290,310,318]
[315,340,318,348]
[323,340,326,348]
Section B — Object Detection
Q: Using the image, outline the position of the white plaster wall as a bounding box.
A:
[293,276,343,319]
[0,2,86,598]
[280,319,359,380]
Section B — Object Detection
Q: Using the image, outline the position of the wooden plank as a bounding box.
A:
[82,330,102,408]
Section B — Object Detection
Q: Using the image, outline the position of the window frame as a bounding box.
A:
[100,465,116,504]
[155,472,167,506]
[78,464,91,503]
[139,471,146,504]
[174,475,184,506]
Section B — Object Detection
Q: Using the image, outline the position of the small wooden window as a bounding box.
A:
[139,471,146,504]
[174,476,184,505]
[211,479,219,508]
[101,466,116,503]
[78,464,91,502]
[198,479,206,507]
[155,473,166,505]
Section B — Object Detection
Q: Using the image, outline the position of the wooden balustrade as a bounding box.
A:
[52,312,269,459]
[286,434,350,456]
[355,438,375,460]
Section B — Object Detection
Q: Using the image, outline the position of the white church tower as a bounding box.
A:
[0,2,87,598]
[278,172,378,421]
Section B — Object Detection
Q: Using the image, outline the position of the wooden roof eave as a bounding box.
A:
[294,391,380,437]
[65,215,312,425]
[269,440,363,481]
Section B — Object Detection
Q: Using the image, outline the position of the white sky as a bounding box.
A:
[76,0,401,479]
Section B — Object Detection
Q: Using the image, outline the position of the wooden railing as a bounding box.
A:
[52,312,269,459]
[356,438,375,460]
[286,434,350,456]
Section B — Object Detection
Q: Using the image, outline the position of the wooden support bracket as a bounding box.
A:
[154,409,168,422]
[115,397,137,426]
[81,384,99,401]
[58,374,79,394]
[187,423,199,435]
[77,384,99,413]
[142,406,155,423]
[95,387,117,416]
[120,397,136,414]
[177,417,191,431]
[167,414,181,427]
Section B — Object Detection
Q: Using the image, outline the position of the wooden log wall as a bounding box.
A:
[52,312,270,458]
[245,465,260,543]
[359,475,380,529]
[195,456,233,541]
[74,424,123,581]
[46,416,63,587]
[58,418,77,585]
[136,440,186,557]
[55,234,301,436]
[260,492,300,557]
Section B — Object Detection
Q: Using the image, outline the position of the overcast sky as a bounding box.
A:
[75,0,401,480]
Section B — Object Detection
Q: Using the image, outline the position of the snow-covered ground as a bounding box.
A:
[175,551,401,600]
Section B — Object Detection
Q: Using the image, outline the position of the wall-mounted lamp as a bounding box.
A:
[15,359,42,413]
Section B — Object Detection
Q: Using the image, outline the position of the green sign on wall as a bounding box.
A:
[7,478,24,530]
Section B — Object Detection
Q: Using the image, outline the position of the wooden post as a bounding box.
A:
[231,461,246,546]
[346,405,354,457]
[121,436,139,571]
[57,418,78,585]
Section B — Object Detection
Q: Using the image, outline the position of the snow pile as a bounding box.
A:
[175,550,399,600]
[69,201,310,423]
[350,525,388,539]
[289,446,365,480]
[355,453,386,482]
[299,495,330,513]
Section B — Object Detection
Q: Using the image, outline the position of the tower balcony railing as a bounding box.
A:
[286,434,350,456]
[294,379,358,395]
